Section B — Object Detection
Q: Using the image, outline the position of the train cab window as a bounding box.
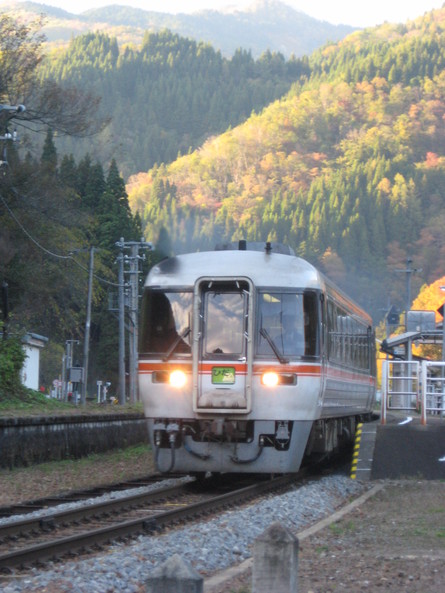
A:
[202,287,247,358]
[257,290,318,358]
[139,290,192,357]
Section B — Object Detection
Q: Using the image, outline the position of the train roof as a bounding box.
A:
[144,242,372,325]
[145,244,318,290]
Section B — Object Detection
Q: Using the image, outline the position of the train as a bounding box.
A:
[138,240,376,475]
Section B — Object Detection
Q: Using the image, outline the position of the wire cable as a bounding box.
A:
[0,191,72,260]
[0,190,121,287]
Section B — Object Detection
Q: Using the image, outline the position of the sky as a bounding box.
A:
[7,0,445,28]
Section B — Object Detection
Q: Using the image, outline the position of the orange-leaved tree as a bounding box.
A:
[411,276,445,359]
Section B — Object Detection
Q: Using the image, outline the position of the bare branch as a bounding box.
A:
[0,14,107,138]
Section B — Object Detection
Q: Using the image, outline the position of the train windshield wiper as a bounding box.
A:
[163,327,191,361]
[260,328,289,365]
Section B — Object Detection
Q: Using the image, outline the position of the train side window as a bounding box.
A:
[303,292,318,356]
[327,298,371,370]
[327,301,335,360]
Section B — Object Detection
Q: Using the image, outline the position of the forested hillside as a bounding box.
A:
[39,30,308,177]
[2,8,445,395]
[127,7,445,321]
[0,0,355,58]
[0,13,149,392]
[1,129,145,389]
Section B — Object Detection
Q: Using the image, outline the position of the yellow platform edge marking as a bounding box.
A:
[350,422,363,479]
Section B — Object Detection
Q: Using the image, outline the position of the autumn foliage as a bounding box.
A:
[124,8,445,320]
[411,277,445,322]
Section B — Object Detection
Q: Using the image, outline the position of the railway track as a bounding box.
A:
[0,473,299,572]
[0,473,176,518]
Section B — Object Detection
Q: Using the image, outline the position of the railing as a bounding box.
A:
[381,360,445,424]
[421,361,445,418]
[381,360,421,424]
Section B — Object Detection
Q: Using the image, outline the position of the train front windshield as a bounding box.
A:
[257,290,319,358]
[139,290,192,357]
[203,290,246,357]
[140,287,318,360]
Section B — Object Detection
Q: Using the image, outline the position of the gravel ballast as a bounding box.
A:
[1,475,367,593]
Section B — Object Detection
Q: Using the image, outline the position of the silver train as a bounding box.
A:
[138,241,376,475]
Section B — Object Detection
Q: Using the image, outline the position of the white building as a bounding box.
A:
[21,333,48,391]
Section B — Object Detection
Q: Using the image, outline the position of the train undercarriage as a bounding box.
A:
[150,414,371,475]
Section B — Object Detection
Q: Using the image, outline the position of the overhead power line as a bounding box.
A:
[0,191,120,287]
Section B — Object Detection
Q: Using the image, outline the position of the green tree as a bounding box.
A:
[0,331,26,397]
[40,128,57,175]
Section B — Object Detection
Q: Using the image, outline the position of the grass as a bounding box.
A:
[0,444,155,503]
[0,388,144,417]
[328,520,356,536]
[0,389,70,414]
[430,508,445,538]
[0,390,148,502]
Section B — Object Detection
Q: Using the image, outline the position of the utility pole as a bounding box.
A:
[64,339,79,401]
[394,257,422,365]
[128,243,138,403]
[115,238,152,403]
[1,281,9,339]
[117,239,126,405]
[0,104,25,166]
[395,257,421,330]
[81,247,94,405]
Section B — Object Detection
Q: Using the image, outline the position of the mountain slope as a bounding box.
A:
[39,29,310,177]
[127,7,445,319]
[0,0,355,57]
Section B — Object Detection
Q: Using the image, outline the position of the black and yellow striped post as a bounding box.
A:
[350,422,363,479]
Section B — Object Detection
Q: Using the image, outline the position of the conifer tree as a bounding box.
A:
[40,129,57,175]
[59,154,77,188]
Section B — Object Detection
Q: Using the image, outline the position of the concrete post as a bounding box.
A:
[145,554,203,593]
[252,522,299,593]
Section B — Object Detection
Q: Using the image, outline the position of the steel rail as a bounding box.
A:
[0,481,191,540]
[0,474,298,571]
[0,474,173,518]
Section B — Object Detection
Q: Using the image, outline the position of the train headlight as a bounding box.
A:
[262,371,279,387]
[169,369,187,388]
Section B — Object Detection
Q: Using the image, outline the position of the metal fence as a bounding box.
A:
[381,360,445,424]
[421,361,445,417]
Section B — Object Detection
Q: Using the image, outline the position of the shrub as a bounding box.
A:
[0,331,26,398]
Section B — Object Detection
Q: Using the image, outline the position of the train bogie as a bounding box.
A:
[138,241,376,475]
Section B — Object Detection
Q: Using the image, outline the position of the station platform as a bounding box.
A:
[351,411,445,480]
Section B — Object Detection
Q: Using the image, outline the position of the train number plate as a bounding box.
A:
[212,366,235,384]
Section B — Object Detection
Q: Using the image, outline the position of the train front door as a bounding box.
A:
[193,279,253,413]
